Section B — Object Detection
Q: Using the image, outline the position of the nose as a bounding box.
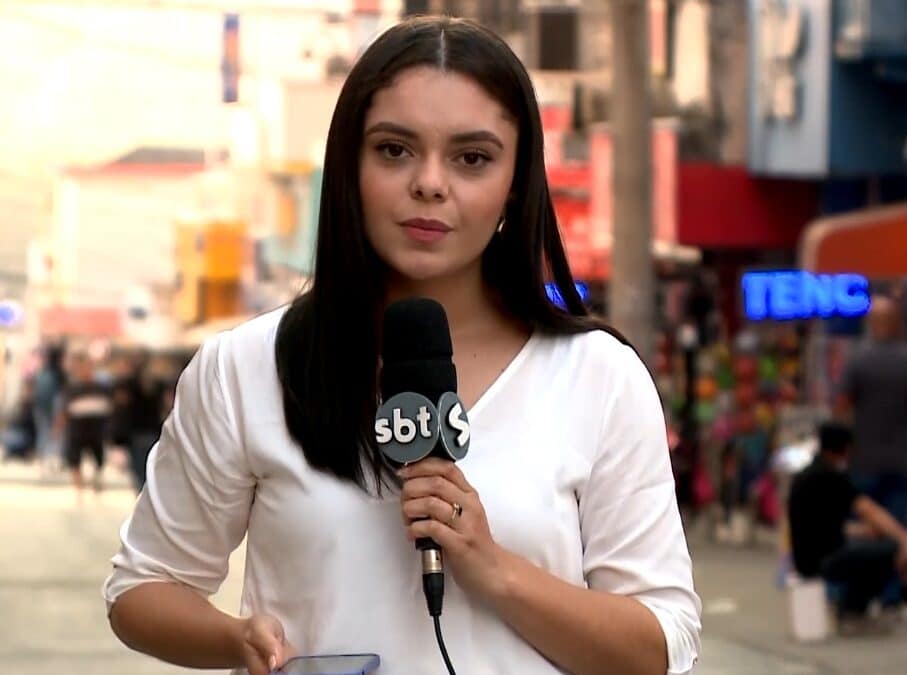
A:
[410,156,448,202]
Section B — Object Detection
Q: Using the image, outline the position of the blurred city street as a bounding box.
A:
[1,1,907,674]
[1,459,905,675]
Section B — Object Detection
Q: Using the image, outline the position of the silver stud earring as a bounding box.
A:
[496,217,506,234]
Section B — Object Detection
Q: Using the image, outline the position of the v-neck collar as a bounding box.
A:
[465,331,538,420]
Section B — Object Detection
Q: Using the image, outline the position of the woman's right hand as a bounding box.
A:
[238,614,297,675]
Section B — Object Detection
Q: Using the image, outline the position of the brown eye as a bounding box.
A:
[378,142,409,159]
[458,151,490,168]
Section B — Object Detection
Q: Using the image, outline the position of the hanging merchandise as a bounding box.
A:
[696,400,717,425]
[755,401,776,431]
[758,355,779,385]
[711,413,735,443]
[695,375,719,402]
[716,361,735,390]
[780,357,801,379]
[734,381,758,409]
[777,379,800,404]
[715,390,735,414]
[733,355,759,382]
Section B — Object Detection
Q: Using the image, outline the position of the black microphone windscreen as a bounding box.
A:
[380,298,456,403]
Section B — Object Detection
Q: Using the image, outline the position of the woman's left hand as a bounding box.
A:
[399,458,509,600]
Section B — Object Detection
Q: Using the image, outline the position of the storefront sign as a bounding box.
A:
[757,0,806,122]
[222,13,240,103]
[742,270,870,321]
[0,300,23,327]
[545,282,590,309]
[747,0,907,176]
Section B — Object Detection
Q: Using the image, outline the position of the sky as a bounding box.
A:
[0,1,388,178]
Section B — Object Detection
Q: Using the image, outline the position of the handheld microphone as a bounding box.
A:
[375,298,471,619]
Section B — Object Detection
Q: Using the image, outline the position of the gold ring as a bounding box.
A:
[448,502,463,524]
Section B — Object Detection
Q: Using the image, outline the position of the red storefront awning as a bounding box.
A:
[40,306,122,337]
[800,203,907,277]
[677,164,818,249]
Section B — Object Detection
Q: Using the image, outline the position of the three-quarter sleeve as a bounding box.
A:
[102,333,256,610]
[578,344,702,674]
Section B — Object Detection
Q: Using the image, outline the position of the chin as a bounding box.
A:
[387,253,454,283]
[395,263,450,283]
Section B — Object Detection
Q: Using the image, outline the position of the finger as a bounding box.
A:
[402,496,460,525]
[247,624,285,673]
[399,459,473,492]
[400,475,463,503]
[408,516,464,549]
[244,650,270,675]
[271,633,294,672]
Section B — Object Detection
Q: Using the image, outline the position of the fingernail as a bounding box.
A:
[269,655,277,670]
[396,468,407,478]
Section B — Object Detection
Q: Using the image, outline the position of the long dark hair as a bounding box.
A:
[276,15,618,492]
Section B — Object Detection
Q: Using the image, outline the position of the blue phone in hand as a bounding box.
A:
[272,653,380,675]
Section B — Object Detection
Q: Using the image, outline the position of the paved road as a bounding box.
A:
[1,458,904,674]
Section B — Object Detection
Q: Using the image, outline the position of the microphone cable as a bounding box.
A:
[422,553,456,675]
[433,614,456,675]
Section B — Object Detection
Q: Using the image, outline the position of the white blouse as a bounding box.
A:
[103,306,701,674]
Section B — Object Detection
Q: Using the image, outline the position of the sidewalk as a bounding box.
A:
[0,449,134,491]
[1,458,905,673]
[688,517,907,675]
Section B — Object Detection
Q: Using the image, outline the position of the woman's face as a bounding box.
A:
[359,66,518,287]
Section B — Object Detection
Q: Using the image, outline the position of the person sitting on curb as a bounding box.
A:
[788,422,907,626]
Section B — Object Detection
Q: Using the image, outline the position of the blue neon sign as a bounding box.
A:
[545,281,590,309]
[742,271,871,321]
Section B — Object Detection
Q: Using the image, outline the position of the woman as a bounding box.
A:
[104,16,700,675]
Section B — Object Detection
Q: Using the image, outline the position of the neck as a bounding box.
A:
[384,265,503,339]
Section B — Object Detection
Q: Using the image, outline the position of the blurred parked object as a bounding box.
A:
[787,575,833,642]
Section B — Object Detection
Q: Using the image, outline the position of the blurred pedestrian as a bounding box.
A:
[109,352,136,451]
[57,351,112,497]
[125,352,166,493]
[1,377,36,461]
[838,295,907,524]
[788,423,907,623]
[32,343,64,473]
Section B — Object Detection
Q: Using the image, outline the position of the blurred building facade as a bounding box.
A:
[3,0,906,422]
[400,1,905,522]
[0,1,401,411]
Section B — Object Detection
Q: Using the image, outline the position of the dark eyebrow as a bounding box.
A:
[364,121,418,139]
[450,130,504,150]
[364,121,504,150]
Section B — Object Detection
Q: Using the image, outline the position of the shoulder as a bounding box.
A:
[531,329,659,446]
[203,305,289,364]
[220,305,290,351]
[188,305,289,391]
[536,328,649,388]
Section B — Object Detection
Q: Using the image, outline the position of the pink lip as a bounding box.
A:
[400,218,451,243]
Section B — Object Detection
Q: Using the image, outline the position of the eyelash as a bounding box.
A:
[375,142,492,169]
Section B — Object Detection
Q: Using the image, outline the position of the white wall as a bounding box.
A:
[672,0,710,108]
[51,175,198,306]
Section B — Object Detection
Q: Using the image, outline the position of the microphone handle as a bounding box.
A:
[415,526,445,617]
[415,532,440,552]
[413,452,448,553]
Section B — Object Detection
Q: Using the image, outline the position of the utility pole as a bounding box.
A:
[608,0,655,364]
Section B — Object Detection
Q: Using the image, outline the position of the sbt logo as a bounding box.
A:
[375,391,470,464]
